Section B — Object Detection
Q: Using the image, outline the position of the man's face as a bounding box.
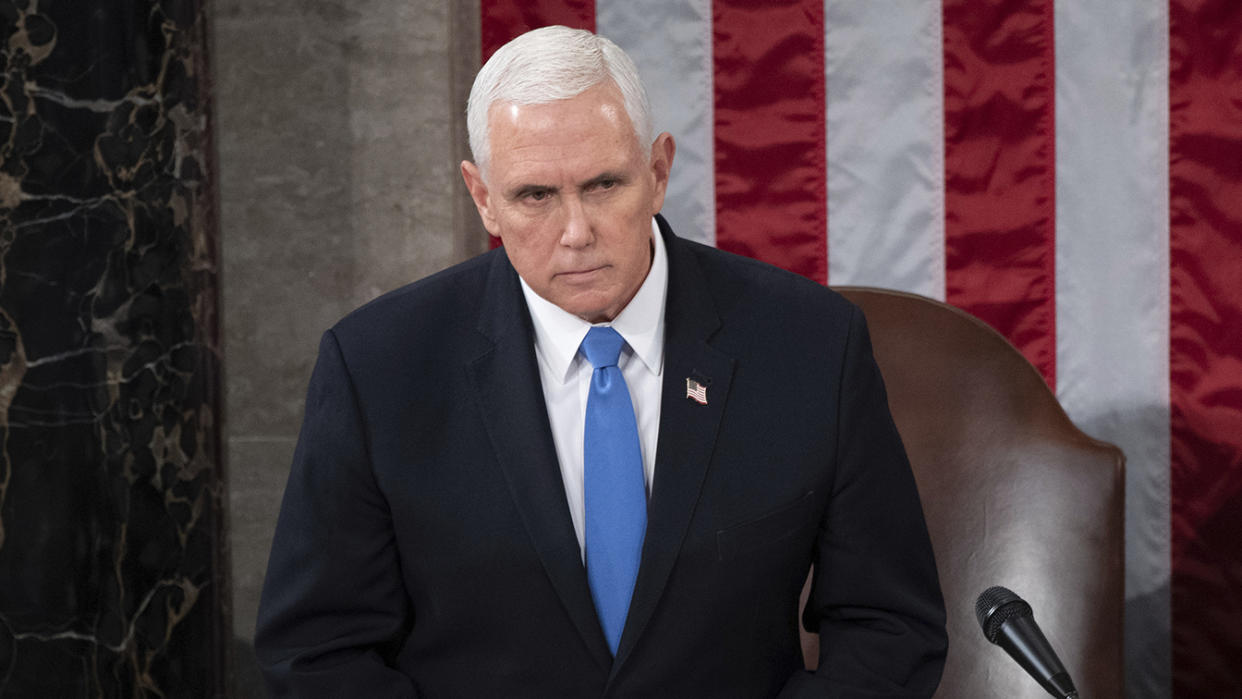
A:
[461,83,674,323]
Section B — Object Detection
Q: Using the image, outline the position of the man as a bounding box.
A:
[256,26,946,698]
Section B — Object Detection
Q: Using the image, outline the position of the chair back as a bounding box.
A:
[801,287,1125,698]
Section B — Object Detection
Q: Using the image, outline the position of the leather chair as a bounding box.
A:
[800,287,1125,697]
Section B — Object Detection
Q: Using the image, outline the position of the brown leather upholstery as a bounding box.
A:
[800,287,1125,697]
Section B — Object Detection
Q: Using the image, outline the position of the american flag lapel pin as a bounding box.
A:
[685,377,708,405]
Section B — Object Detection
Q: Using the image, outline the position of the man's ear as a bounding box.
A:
[648,132,676,215]
[461,161,501,238]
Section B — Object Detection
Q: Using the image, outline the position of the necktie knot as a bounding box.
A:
[581,326,625,369]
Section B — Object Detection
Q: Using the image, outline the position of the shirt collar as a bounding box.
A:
[520,218,668,383]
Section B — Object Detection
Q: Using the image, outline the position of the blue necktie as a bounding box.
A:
[581,326,647,656]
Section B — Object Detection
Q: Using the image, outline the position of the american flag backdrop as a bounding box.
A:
[477,1,1242,696]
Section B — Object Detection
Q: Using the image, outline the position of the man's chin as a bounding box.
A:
[570,303,617,324]
[554,294,619,324]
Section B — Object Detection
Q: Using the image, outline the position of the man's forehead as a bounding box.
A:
[488,84,627,128]
[485,91,643,182]
[492,148,635,191]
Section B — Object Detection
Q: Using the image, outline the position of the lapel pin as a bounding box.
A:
[685,377,708,405]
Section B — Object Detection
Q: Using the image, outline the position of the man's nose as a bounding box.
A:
[559,196,594,248]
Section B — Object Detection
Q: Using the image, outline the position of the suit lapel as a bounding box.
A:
[465,252,613,672]
[611,222,736,675]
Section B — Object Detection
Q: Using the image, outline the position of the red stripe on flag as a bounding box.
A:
[480,0,595,62]
[1169,1,1242,695]
[712,0,827,284]
[941,0,1057,385]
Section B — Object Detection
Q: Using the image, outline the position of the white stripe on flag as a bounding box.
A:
[598,0,715,246]
[1053,2,1171,697]
[824,0,945,298]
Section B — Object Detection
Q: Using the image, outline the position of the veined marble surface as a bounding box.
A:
[0,1,226,695]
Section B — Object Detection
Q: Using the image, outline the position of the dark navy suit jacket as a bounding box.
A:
[255,217,947,697]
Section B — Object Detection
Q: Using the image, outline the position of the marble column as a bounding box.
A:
[0,0,227,696]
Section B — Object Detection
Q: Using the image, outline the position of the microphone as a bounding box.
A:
[975,586,1079,699]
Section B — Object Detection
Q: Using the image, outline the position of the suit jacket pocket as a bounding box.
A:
[716,490,815,561]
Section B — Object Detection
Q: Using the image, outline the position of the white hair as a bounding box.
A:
[466,25,654,177]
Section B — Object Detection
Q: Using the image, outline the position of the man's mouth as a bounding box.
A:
[558,265,607,281]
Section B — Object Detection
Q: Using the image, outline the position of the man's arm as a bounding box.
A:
[254,330,418,698]
[781,305,948,698]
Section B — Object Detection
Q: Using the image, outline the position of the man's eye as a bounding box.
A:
[590,179,618,192]
[524,190,551,202]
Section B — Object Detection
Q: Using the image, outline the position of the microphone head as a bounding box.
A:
[975,585,1033,643]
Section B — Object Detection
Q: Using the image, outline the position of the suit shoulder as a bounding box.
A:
[330,249,499,337]
[677,237,855,319]
[322,248,505,367]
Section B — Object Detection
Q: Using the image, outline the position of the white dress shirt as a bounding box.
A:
[518,219,668,557]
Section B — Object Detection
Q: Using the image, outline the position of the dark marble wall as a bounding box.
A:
[0,1,227,696]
